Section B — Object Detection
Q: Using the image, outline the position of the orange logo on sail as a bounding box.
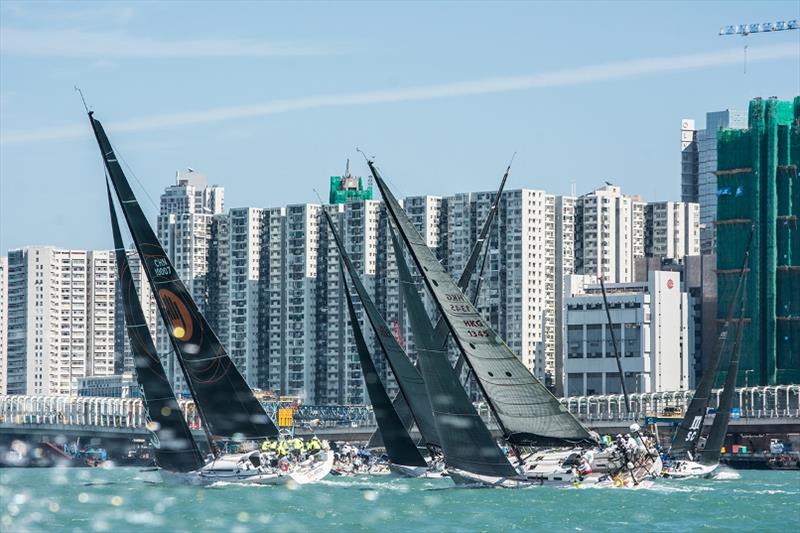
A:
[158,289,194,341]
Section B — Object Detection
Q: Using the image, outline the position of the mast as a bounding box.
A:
[106,181,205,472]
[597,276,631,414]
[369,160,594,447]
[669,226,754,458]
[342,270,427,467]
[88,112,277,443]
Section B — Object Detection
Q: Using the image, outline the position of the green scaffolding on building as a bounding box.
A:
[716,96,800,386]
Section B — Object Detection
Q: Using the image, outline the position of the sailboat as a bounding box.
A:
[91,111,332,484]
[664,227,753,479]
[371,159,661,487]
[663,227,754,478]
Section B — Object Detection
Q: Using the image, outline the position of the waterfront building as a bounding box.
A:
[208,207,264,386]
[574,185,646,283]
[716,97,800,386]
[644,201,700,259]
[5,247,116,396]
[156,169,223,393]
[0,257,7,394]
[562,270,692,396]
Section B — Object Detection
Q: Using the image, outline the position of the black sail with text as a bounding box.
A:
[343,271,427,467]
[89,113,277,441]
[391,224,518,478]
[370,161,594,446]
[107,182,205,473]
[322,209,440,448]
[370,168,509,448]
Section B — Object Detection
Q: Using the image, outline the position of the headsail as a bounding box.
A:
[342,270,427,467]
[669,226,754,458]
[89,113,277,441]
[391,223,518,477]
[370,160,595,446]
[321,209,440,448]
[107,182,205,473]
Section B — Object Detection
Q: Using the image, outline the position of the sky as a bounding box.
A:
[1,0,799,254]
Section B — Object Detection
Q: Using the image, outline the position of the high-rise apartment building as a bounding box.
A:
[645,202,700,259]
[0,257,7,394]
[5,247,116,395]
[574,185,645,283]
[156,169,223,393]
[209,208,264,386]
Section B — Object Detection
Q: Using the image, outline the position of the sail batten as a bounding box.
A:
[371,161,594,446]
[107,182,204,473]
[90,113,277,441]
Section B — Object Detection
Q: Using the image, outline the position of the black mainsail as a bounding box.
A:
[700,282,747,466]
[89,113,277,442]
[370,160,595,447]
[107,182,205,473]
[391,224,518,478]
[342,270,427,467]
[369,167,509,448]
[669,227,754,459]
[321,209,440,448]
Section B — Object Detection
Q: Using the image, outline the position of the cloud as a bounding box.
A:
[0,27,329,58]
[1,43,797,145]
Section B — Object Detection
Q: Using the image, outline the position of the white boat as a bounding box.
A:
[161,449,333,486]
[662,460,719,479]
[450,446,662,488]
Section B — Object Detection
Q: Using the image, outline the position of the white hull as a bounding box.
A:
[159,450,333,486]
[662,460,719,479]
[449,448,662,489]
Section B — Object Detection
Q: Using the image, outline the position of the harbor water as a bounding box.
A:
[1,467,798,532]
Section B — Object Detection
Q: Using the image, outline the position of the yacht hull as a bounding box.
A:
[662,460,719,479]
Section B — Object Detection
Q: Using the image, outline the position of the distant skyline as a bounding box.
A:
[1,1,799,254]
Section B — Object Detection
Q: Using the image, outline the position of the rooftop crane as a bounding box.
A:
[718,19,798,74]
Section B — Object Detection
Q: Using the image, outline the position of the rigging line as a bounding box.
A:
[110,140,160,215]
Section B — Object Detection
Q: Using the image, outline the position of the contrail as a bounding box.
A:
[1,43,797,145]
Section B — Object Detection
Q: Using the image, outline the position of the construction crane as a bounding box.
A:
[718,19,798,74]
